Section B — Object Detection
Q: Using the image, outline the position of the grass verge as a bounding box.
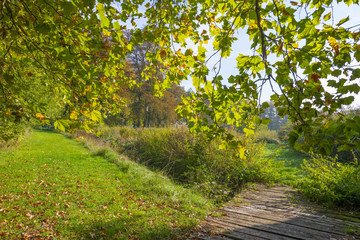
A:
[0,130,213,239]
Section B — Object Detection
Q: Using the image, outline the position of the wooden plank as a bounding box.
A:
[200,185,359,240]
[244,188,292,196]
[240,190,360,222]
[242,205,356,230]
[207,218,298,240]
[241,191,288,199]
[207,236,234,240]
[240,205,360,228]
[209,217,311,240]
[239,200,307,211]
[204,221,268,240]
[221,207,348,235]
[198,234,235,240]
[222,232,268,240]
[218,213,344,240]
[225,206,348,228]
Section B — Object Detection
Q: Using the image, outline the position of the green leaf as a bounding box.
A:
[35,23,51,34]
[337,16,349,26]
[341,96,354,105]
[288,131,299,148]
[323,12,331,21]
[354,51,360,62]
[262,102,270,109]
[54,120,66,132]
[97,3,110,28]
[60,2,75,16]
[261,118,272,126]
[114,21,121,30]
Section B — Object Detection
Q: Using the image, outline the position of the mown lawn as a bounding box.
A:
[0,130,212,239]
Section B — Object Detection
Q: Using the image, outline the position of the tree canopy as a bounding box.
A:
[1,0,360,155]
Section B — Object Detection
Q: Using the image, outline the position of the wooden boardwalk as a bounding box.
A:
[194,185,360,240]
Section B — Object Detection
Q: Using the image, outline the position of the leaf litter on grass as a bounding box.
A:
[0,130,213,239]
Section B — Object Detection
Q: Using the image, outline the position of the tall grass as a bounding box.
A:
[85,126,279,203]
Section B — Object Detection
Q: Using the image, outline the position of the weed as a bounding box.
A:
[298,153,360,209]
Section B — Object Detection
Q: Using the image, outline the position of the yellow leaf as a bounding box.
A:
[292,42,299,48]
[278,41,284,52]
[36,113,46,120]
[70,111,77,120]
[243,128,254,136]
[238,146,245,159]
[102,29,111,37]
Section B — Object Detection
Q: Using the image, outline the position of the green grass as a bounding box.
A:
[0,130,213,239]
[260,144,308,185]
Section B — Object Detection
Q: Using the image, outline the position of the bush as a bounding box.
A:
[278,121,293,142]
[94,126,278,203]
[254,125,280,144]
[298,154,360,209]
[0,122,29,151]
[332,147,360,164]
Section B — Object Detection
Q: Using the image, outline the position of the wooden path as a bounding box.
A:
[193,185,360,240]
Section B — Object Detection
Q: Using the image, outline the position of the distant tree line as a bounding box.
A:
[260,102,288,131]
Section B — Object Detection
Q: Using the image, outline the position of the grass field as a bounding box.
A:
[0,130,213,239]
[3,128,354,239]
[259,144,308,185]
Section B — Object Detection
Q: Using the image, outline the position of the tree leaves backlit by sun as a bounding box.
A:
[1,0,360,155]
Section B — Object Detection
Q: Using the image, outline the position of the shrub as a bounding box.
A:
[332,147,360,164]
[0,122,29,151]
[254,125,280,144]
[278,121,293,142]
[94,126,278,203]
[298,154,360,209]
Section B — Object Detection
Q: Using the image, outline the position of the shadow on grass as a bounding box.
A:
[34,127,55,133]
[264,143,309,168]
[69,214,195,240]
